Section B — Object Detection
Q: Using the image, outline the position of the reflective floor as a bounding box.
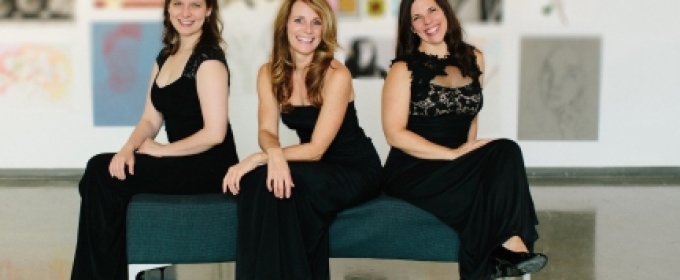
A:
[1,177,679,279]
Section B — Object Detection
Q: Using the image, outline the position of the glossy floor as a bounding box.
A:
[1,178,678,279]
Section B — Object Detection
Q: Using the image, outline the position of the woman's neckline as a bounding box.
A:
[289,100,355,108]
[154,48,197,89]
[416,49,450,60]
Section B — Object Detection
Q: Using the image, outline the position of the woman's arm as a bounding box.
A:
[258,61,352,162]
[138,59,229,157]
[254,62,352,199]
[256,63,284,161]
[109,63,164,180]
[467,49,486,143]
[467,115,479,142]
[382,62,461,160]
[383,59,488,160]
[280,61,352,161]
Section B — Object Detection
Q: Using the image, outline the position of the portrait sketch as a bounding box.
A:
[518,37,601,141]
[0,0,73,20]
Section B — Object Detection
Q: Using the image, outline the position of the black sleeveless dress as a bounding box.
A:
[235,102,382,280]
[71,45,239,280]
[381,51,539,280]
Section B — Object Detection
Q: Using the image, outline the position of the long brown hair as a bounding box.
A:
[395,0,480,78]
[270,0,338,112]
[161,0,225,55]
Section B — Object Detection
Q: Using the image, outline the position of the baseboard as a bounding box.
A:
[1,167,679,186]
[526,167,680,178]
[526,167,680,186]
[0,169,84,179]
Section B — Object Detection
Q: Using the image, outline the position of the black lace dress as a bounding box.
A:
[71,45,239,280]
[381,51,540,280]
[235,102,382,280]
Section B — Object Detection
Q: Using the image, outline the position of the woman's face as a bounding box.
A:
[410,0,447,47]
[539,47,585,109]
[287,0,323,56]
[167,0,211,38]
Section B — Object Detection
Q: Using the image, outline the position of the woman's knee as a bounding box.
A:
[493,139,522,153]
[86,153,114,171]
[79,153,114,195]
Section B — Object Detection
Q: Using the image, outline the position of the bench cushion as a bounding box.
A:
[329,195,458,261]
[127,194,238,264]
[127,194,459,264]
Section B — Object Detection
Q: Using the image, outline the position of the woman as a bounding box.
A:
[222,0,382,278]
[71,0,238,278]
[381,0,547,278]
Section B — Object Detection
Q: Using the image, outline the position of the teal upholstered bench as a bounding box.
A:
[126,194,530,279]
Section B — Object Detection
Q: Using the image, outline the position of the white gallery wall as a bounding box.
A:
[0,0,678,168]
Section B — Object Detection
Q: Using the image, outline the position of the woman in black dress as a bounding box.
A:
[381,0,547,278]
[222,0,381,278]
[70,0,238,278]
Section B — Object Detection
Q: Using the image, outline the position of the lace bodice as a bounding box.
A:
[393,50,483,117]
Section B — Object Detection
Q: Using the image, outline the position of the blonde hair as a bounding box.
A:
[270,0,338,112]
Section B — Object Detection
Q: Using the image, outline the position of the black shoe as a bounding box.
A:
[491,246,548,275]
[489,259,525,279]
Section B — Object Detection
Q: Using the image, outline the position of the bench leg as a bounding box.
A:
[128,264,171,280]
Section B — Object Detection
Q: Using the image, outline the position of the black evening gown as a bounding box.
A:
[71,45,239,280]
[235,102,382,280]
[381,51,539,280]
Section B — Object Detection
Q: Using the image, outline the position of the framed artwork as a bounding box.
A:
[517,36,602,141]
[92,22,163,126]
[449,0,502,23]
[0,0,73,20]
[0,44,73,112]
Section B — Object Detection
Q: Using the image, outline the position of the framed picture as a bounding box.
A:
[92,22,163,126]
[517,36,602,141]
[449,0,502,23]
[0,0,73,20]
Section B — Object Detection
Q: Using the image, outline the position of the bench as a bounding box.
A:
[126,193,530,279]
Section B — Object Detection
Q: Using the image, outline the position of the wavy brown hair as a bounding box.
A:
[395,0,481,78]
[270,0,338,112]
[161,0,225,55]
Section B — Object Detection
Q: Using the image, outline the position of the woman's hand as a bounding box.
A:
[223,153,265,195]
[137,138,165,157]
[109,146,135,180]
[449,139,493,160]
[266,149,294,199]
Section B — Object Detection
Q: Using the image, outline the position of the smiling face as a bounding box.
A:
[410,0,447,48]
[286,0,323,57]
[167,0,211,38]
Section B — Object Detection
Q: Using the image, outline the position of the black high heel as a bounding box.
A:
[491,246,548,275]
[489,259,524,279]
